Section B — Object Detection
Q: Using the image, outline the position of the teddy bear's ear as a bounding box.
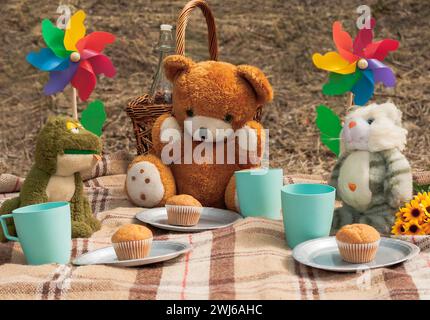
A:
[237,65,274,104]
[163,55,194,82]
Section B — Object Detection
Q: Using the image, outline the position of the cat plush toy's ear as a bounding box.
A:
[163,55,194,82]
[237,65,274,105]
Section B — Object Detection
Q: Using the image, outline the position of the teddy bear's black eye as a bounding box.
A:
[186,108,194,117]
[224,114,233,123]
[367,118,374,125]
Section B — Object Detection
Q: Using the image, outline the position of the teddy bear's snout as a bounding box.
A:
[186,115,234,142]
[193,126,219,142]
[198,127,209,140]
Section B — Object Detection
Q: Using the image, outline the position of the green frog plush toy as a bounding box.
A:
[0,116,102,241]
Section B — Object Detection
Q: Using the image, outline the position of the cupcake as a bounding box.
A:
[336,224,380,263]
[111,224,153,260]
[165,194,203,226]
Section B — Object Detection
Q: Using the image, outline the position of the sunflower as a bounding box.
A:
[422,222,430,235]
[400,199,426,223]
[403,221,426,236]
[421,198,430,220]
[391,220,408,235]
[414,192,430,203]
[395,210,407,222]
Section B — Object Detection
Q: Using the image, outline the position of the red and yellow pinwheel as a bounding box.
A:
[26,10,116,101]
[312,19,399,105]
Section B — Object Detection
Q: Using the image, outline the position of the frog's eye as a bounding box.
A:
[66,121,80,134]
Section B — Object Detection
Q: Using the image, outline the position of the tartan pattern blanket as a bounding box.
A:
[0,152,430,300]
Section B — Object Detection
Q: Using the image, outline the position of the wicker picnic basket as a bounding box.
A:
[126,0,262,155]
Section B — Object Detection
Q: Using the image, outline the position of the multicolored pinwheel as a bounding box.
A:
[312,19,399,105]
[26,10,116,101]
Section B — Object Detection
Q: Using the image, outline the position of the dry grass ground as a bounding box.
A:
[0,0,429,177]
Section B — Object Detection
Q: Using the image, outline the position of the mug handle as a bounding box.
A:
[0,214,19,242]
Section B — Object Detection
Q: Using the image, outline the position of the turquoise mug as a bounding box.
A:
[281,184,335,248]
[0,202,71,265]
[235,168,283,219]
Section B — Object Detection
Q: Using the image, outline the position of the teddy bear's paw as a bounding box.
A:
[126,155,176,208]
[126,161,165,207]
[225,176,240,213]
[237,125,263,166]
[237,125,258,153]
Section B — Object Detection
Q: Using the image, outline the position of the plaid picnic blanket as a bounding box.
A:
[1,152,430,300]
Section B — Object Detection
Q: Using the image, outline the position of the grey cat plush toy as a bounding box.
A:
[330,102,412,234]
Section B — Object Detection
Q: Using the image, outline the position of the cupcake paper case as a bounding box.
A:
[336,224,381,263]
[166,195,203,226]
[111,224,153,261]
[166,204,203,226]
[336,239,380,263]
[112,238,153,261]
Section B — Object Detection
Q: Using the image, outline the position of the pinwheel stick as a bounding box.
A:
[347,92,354,109]
[72,87,78,120]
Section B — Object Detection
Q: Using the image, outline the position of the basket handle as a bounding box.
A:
[176,0,218,61]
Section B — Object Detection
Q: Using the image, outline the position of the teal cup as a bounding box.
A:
[0,202,71,265]
[235,168,283,219]
[281,184,335,248]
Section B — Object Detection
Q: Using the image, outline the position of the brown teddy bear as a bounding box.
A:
[125,55,273,211]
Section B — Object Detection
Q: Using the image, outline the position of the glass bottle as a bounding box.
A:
[150,24,175,104]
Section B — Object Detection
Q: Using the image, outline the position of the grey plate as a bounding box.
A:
[293,236,420,272]
[135,207,242,232]
[72,241,191,267]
